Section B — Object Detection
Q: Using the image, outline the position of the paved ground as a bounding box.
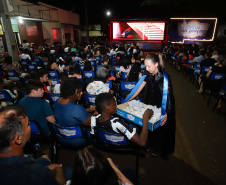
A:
[57,61,226,185]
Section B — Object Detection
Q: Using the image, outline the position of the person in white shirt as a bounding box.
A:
[53,72,68,94]
[86,66,110,95]
[19,49,31,61]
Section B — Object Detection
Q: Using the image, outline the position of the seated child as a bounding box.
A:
[91,93,153,147]
[36,70,52,93]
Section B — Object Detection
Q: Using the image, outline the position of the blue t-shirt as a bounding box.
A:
[54,100,89,126]
[19,97,54,135]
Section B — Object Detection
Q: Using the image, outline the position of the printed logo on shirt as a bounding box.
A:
[119,125,127,134]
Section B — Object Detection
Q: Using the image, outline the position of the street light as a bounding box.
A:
[106,11,111,16]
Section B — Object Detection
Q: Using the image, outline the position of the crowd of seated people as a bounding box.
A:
[0,41,154,185]
[1,40,226,184]
[163,42,226,111]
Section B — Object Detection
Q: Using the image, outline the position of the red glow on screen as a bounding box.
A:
[112,22,165,41]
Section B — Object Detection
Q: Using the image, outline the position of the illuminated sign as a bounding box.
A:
[111,21,166,41]
[169,18,217,43]
[178,20,209,38]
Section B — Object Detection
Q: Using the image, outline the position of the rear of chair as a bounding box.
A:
[120,81,137,91]
[92,126,140,184]
[30,120,46,138]
[27,64,37,72]
[89,59,96,66]
[84,93,97,105]
[83,71,95,79]
[192,62,201,83]
[49,78,60,87]
[25,120,55,155]
[20,59,29,71]
[121,72,128,80]
[42,61,48,69]
[0,90,14,104]
[105,80,113,90]
[50,123,89,163]
[45,92,61,105]
[120,81,137,104]
[94,55,102,62]
[206,72,226,106]
[201,66,210,74]
[5,70,20,82]
[78,63,85,71]
[48,70,58,79]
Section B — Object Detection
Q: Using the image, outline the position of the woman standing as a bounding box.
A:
[127,54,176,159]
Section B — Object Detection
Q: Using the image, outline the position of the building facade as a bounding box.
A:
[0,0,80,52]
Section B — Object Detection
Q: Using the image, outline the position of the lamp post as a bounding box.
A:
[105,11,111,40]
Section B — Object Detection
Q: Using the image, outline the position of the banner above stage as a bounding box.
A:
[168,18,217,43]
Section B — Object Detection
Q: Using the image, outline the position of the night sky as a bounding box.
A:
[36,0,226,24]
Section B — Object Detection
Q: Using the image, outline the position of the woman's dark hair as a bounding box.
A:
[58,72,68,82]
[127,62,141,82]
[89,52,94,58]
[71,146,118,185]
[133,53,138,60]
[69,61,81,75]
[60,77,82,99]
[83,60,93,71]
[95,93,114,114]
[145,54,164,71]
[122,59,130,69]
[47,56,57,71]
[58,57,64,66]
[36,69,48,80]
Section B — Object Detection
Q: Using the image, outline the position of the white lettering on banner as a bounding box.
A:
[178,20,209,38]
[52,81,57,85]
[215,75,223,80]
[85,73,92,77]
[0,94,5,99]
[59,129,76,136]
[52,96,60,101]
[104,134,124,142]
[89,97,95,103]
[125,84,135,89]
[127,114,135,121]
